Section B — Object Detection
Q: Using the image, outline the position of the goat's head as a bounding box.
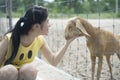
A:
[64,17,90,40]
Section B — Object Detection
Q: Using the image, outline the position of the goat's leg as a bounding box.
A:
[97,56,103,80]
[117,50,120,60]
[91,55,96,80]
[116,53,120,60]
[106,55,115,80]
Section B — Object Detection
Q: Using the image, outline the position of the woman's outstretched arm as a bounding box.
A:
[40,36,78,66]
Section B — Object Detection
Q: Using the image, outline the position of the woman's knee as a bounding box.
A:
[0,65,18,80]
[19,63,38,80]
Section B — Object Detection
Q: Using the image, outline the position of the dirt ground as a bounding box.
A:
[0,18,120,80]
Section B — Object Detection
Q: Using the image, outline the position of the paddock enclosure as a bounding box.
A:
[0,0,120,80]
[0,18,120,80]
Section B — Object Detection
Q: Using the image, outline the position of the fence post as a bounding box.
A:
[7,0,12,30]
[115,0,118,14]
[35,0,38,5]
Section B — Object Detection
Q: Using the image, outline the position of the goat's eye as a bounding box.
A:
[68,26,73,30]
[69,26,73,29]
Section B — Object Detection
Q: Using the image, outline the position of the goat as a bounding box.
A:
[64,17,120,80]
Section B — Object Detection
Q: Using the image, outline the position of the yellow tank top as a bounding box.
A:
[0,33,43,69]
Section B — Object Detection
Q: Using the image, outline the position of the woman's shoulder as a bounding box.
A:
[38,35,44,38]
[36,35,45,48]
[36,35,44,43]
[37,35,44,41]
[5,33,12,40]
[0,33,11,43]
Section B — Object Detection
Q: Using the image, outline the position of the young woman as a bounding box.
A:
[0,5,78,80]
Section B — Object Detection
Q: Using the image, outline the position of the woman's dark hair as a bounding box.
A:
[4,5,48,65]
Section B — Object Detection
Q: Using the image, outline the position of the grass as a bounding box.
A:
[49,12,118,19]
[0,12,7,17]
[0,12,119,19]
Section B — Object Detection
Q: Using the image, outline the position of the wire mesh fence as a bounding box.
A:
[0,5,9,40]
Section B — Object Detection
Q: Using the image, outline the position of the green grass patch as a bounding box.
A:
[49,12,117,19]
[0,11,119,19]
[0,12,7,17]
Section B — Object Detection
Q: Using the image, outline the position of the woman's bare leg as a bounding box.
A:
[18,63,38,80]
[0,65,18,80]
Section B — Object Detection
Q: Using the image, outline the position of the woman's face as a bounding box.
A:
[40,17,50,35]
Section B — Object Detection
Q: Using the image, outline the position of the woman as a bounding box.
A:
[0,5,78,80]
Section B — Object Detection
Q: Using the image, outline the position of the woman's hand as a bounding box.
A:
[66,36,79,45]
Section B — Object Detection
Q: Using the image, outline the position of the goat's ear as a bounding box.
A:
[76,19,90,36]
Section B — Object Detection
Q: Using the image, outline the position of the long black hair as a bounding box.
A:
[4,5,48,65]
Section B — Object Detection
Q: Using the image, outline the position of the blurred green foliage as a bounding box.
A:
[0,0,119,18]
